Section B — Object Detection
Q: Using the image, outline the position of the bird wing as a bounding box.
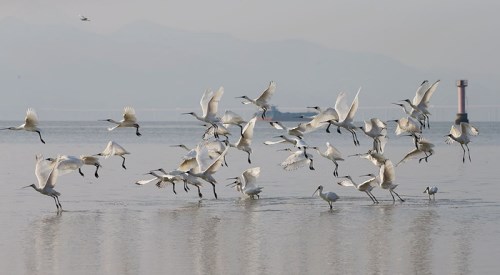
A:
[206,86,224,118]
[305,107,338,130]
[239,116,257,147]
[418,80,440,108]
[462,122,479,136]
[56,156,84,175]
[270,121,285,130]
[359,177,378,189]
[123,107,137,123]
[395,149,422,167]
[24,108,39,128]
[334,91,349,122]
[35,154,53,189]
[380,159,395,183]
[256,81,276,103]
[337,178,355,187]
[242,167,261,189]
[204,145,229,174]
[344,87,361,122]
[44,157,63,189]
[135,177,159,185]
[263,139,287,145]
[449,124,461,138]
[200,89,213,118]
[412,80,431,105]
[325,142,343,160]
[280,151,309,171]
[221,110,245,125]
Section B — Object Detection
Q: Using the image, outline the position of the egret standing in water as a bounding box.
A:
[312,185,339,210]
[379,160,405,202]
[24,154,64,211]
[1,108,45,144]
[424,186,438,200]
[101,106,141,136]
[227,167,263,199]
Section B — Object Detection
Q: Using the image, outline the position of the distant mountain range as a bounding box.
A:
[0,18,496,121]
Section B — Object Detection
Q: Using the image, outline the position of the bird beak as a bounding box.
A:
[312,189,319,197]
[22,185,31,189]
[226,177,239,180]
[235,96,245,99]
[226,181,238,187]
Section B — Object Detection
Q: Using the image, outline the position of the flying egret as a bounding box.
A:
[220,110,246,136]
[237,81,276,119]
[326,88,362,146]
[312,185,339,210]
[396,135,435,166]
[227,167,263,199]
[187,142,229,199]
[312,142,344,177]
[349,149,388,168]
[1,108,45,144]
[183,87,224,138]
[379,159,405,202]
[445,122,479,163]
[136,170,181,195]
[264,135,313,155]
[148,168,204,198]
[46,155,102,178]
[392,102,425,129]
[337,175,379,203]
[24,154,64,211]
[96,141,130,169]
[100,106,141,136]
[389,116,421,137]
[269,121,306,139]
[302,106,339,133]
[79,15,90,21]
[423,186,438,200]
[401,80,440,128]
[279,148,315,171]
[228,116,257,164]
[202,122,231,140]
[360,118,388,153]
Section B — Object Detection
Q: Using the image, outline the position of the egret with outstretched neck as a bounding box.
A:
[100,106,141,136]
[1,108,45,144]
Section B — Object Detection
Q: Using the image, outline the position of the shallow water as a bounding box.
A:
[1,121,499,274]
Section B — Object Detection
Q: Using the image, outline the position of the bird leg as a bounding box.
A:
[369,191,379,203]
[325,122,332,133]
[78,168,85,177]
[172,183,177,195]
[333,162,339,177]
[418,151,432,163]
[197,186,203,198]
[247,151,252,164]
[308,158,315,170]
[135,125,142,137]
[465,143,471,162]
[329,201,333,210]
[211,183,218,199]
[120,156,127,169]
[391,189,405,202]
[94,165,100,178]
[237,124,244,137]
[365,191,376,203]
[52,196,60,210]
[183,180,190,192]
[261,107,267,119]
[36,130,46,144]
[460,144,466,163]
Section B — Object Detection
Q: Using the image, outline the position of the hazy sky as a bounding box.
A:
[1,0,499,121]
[2,0,499,75]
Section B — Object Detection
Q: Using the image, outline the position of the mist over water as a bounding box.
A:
[1,121,499,274]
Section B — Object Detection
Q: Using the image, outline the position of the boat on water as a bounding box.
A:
[255,106,316,121]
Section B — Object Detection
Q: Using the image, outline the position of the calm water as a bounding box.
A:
[1,120,499,274]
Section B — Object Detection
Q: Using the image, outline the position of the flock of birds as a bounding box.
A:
[2,80,480,211]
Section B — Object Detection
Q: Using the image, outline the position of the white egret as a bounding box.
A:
[264,135,312,155]
[1,108,45,144]
[337,175,379,203]
[203,122,231,140]
[392,102,425,129]
[423,186,438,200]
[228,116,257,164]
[96,141,130,169]
[100,106,141,136]
[326,88,362,146]
[445,122,479,162]
[220,110,246,136]
[360,118,388,153]
[349,149,387,168]
[136,170,180,195]
[150,168,204,198]
[302,106,339,133]
[280,148,315,171]
[312,142,344,177]
[237,81,276,119]
[312,185,339,210]
[389,116,421,136]
[47,155,102,178]
[379,160,405,202]
[396,135,435,166]
[402,80,440,128]
[24,154,64,211]
[227,167,263,199]
[187,142,229,199]
[183,87,224,138]
[269,121,306,139]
